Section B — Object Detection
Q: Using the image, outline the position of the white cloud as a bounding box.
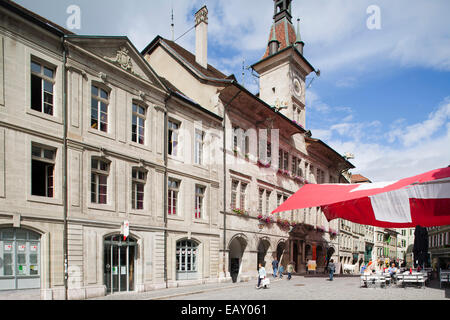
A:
[387,99,450,147]
[312,98,450,181]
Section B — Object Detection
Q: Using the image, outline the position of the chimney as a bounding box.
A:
[195,6,208,69]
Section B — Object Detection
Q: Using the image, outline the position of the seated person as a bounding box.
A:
[388,263,397,277]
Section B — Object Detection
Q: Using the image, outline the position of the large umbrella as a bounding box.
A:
[272,167,450,228]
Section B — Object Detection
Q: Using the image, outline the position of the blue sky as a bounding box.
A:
[14,0,450,181]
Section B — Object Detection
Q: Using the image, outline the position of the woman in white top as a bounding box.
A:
[256,263,266,289]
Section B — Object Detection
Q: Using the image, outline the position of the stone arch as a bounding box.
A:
[228,233,248,283]
[256,237,271,269]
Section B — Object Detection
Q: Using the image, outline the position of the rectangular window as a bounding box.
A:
[132,103,146,145]
[31,145,56,197]
[231,180,239,209]
[240,183,247,211]
[195,186,205,219]
[168,179,179,215]
[168,120,179,156]
[132,168,146,210]
[283,151,288,170]
[258,189,264,214]
[195,130,204,165]
[292,156,298,175]
[31,60,54,115]
[265,191,271,215]
[91,85,109,132]
[91,158,109,204]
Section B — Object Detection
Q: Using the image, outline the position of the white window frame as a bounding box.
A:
[132,103,146,145]
[30,60,55,116]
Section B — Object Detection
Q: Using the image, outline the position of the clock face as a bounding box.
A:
[293,78,302,96]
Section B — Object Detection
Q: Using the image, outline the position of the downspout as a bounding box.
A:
[163,93,171,288]
[222,85,241,277]
[62,36,69,300]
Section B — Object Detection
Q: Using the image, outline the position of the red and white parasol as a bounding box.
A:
[272,167,450,228]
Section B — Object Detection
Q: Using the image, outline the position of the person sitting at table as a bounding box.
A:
[388,262,397,278]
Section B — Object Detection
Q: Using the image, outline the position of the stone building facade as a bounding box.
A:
[0,0,356,299]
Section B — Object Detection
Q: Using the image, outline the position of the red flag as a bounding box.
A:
[272,167,450,228]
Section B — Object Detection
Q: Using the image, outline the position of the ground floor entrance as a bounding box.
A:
[103,235,136,295]
[0,228,41,291]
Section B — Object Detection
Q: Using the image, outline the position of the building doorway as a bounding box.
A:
[0,228,41,290]
[257,240,270,269]
[103,235,136,294]
[229,236,246,283]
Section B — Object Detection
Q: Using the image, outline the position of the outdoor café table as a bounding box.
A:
[360,274,386,288]
[397,272,426,288]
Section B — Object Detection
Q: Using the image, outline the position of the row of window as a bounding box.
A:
[30,143,207,218]
[30,60,207,165]
[429,232,450,248]
[232,126,334,182]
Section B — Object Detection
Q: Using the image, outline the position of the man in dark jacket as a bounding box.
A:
[272,258,279,278]
[328,259,336,281]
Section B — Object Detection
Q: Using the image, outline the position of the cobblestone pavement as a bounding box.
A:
[90,275,449,301]
[1,276,448,300]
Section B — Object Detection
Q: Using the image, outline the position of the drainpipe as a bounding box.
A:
[222,85,241,277]
[163,93,171,288]
[62,36,69,300]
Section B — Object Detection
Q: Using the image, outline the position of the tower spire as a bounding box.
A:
[268,22,280,55]
[295,18,305,55]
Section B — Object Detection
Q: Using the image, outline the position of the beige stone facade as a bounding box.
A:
[0,1,359,300]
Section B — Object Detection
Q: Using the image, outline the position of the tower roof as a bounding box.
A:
[262,18,297,59]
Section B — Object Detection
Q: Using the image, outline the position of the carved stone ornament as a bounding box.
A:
[195,7,208,25]
[105,47,134,72]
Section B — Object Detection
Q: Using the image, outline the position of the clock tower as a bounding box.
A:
[251,0,315,129]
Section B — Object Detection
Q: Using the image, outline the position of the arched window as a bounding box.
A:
[176,240,199,280]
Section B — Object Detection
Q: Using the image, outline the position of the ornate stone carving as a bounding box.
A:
[105,46,134,72]
[195,6,208,26]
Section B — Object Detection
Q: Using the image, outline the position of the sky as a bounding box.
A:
[14,0,450,182]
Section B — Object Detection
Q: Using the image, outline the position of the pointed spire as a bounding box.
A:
[268,22,280,55]
[295,18,305,55]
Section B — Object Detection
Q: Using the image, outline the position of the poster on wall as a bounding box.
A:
[307,260,317,271]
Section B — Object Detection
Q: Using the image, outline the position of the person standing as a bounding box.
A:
[272,258,279,278]
[256,263,266,289]
[287,262,295,280]
[278,264,284,279]
[328,259,336,281]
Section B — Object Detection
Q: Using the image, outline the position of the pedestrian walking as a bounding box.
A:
[272,258,279,278]
[278,265,284,279]
[287,262,295,280]
[256,263,266,289]
[328,259,336,281]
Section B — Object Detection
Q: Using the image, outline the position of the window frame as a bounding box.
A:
[91,84,110,133]
[168,178,180,215]
[194,185,205,219]
[91,157,110,205]
[131,102,146,145]
[30,59,55,116]
[31,144,56,198]
[131,167,146,210]
[168,120,180,157]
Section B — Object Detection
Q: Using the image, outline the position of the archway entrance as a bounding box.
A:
[229,236,247,283]
[104,235,137,294]
[0,228,41,290]
[257,239,270,269]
